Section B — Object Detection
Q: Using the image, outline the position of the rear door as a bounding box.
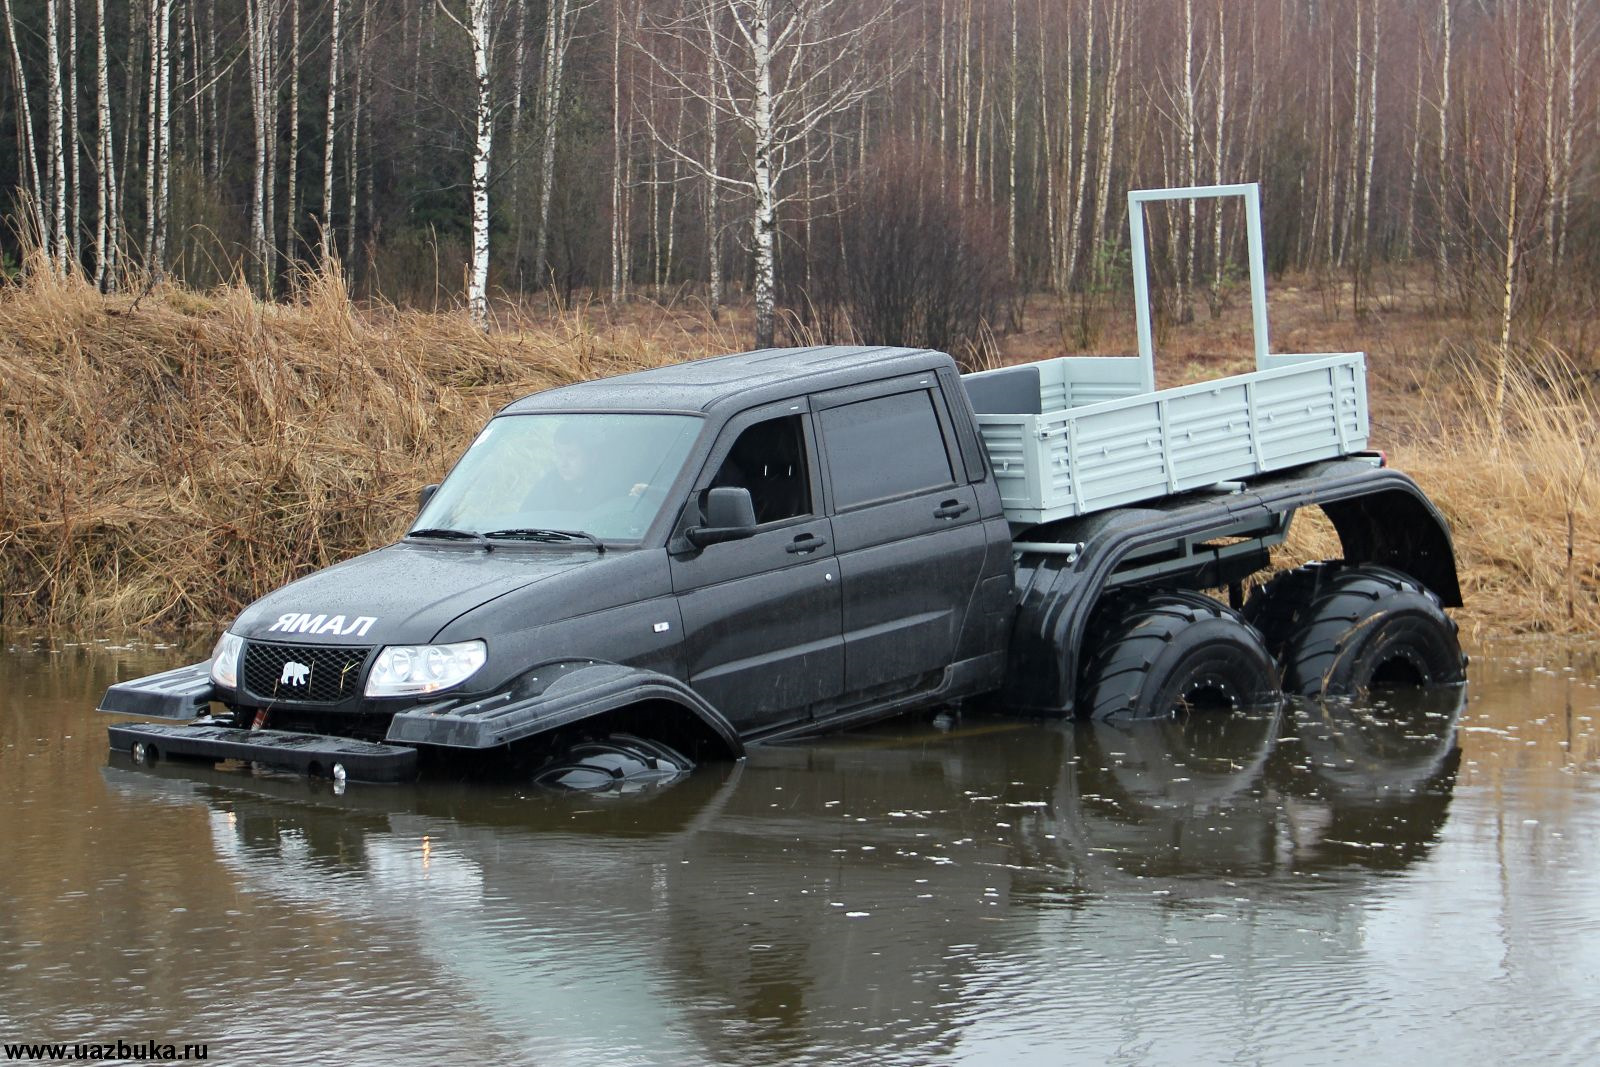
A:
[814,376,988,697]
[669,401,844,732]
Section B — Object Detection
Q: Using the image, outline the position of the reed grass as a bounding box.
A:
[1279,343,1598,638]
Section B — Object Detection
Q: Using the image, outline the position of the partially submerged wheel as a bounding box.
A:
[1078,591,1282,721]
[1245,562,1466,698]
[530,733,693,794]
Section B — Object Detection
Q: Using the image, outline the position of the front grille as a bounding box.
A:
[241,640,371,704]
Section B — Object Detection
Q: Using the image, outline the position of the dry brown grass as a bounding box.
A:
[0,258,738,632]
[0,262,1593,638]
[1276,344,1599,639]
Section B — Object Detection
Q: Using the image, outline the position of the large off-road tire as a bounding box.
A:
[1246,563,1466,698]
[1078,591,1282,721]
[530,733,694,793]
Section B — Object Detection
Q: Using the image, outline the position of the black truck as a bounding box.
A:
[100,343,1465,785]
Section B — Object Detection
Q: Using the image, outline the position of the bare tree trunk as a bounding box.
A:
[248,0,270,292]
[145,0,158,267]
[46,0,66,269]
[1338,0,1363,268]
[1496,0,1526,447]
[322,0,341,261]
[704,0,721,317]
[285,0,299,262]
[346,0,369,263]
[509,0,528,280]
[3,0,46,249]
[1063,0,1094,289]
[67,0,80,267]
[1404,26,1424,259]
[611,0,624,301]
[1006,0,1017,275]
[1037,0,1056,289]
[205,0,218,182]
[95,0,117,288]
[153,0,171,277]
[1435,0,1452,286]
[1090,0,1126,277]
[751,0,776,349]
[1178,0,1196,320]
[1211,0,1228,305]
[533,0,571,285]
[1359,0,1379,265]
[466,0,494,327]
[1555,0,1580,267]
[957,0,971,203]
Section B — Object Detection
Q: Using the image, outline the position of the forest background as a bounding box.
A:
[0,0,1595,637]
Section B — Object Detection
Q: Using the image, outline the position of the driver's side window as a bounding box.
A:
[705,415,812,525]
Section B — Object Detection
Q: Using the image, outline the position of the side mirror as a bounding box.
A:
[418,484,440,511]
[686,487,758,548]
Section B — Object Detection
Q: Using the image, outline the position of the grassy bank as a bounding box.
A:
[0,266,1594,637]
[0,264,736,632]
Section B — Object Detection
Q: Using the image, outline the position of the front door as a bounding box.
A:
[669,403,844,732]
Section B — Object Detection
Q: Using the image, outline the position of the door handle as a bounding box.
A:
[934,500,971,519]
[785,534,827,554]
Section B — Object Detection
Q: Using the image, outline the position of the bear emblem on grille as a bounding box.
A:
[280,661,311,687]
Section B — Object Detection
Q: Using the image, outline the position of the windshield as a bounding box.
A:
[412,413,703,542]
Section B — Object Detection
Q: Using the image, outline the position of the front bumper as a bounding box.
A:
[106,722,419,782]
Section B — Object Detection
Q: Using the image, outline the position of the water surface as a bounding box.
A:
[2,641,1597,1065]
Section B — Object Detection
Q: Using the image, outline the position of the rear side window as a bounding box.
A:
[820,390,956,509]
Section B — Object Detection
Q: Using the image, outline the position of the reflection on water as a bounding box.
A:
[2,642,1599,1065]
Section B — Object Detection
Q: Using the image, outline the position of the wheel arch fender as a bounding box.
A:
[1317,485,1462,608]
[385,659,744,760]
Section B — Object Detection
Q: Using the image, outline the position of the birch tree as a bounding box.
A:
[94,0,118,288]
[637,0,901,349]
[248,0,283,293]
[2,0,46,249]
[45,0,66,268]
[322,0,342,261]
[438,0,496,329]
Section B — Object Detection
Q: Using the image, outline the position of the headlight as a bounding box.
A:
[209,632,244,689]
[366,640,488,697]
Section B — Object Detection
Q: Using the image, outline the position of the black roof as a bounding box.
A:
[500,345,948,417]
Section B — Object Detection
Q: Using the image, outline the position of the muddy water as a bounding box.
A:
[1,642,1598,1066]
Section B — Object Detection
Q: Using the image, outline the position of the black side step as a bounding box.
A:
[107,722,418,783]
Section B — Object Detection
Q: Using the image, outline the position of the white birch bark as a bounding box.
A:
[1359,0,1379,265]
[67,0,80,266]
[3,0,46,249]
[437,0,495,327]
[286,0,299,258]
[704,0,721,317]
[153,0,171,276]
[1007,0,1017,274]
[1435,0,1452,283]
[751,0,776,348]
[95,0,117,287]
[46,0,66,268]
[346,0,370,262]
[611,0,624,301]
[533,0,571,284]
[322,0,341,261]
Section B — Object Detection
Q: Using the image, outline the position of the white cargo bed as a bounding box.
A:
[963,183,1371,526]
[964,352,1368,525]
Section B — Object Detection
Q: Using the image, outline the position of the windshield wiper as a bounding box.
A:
[483,528,606,553]
[407,527,489,546]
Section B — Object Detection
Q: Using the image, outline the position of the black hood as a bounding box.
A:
[231,542,601,646]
